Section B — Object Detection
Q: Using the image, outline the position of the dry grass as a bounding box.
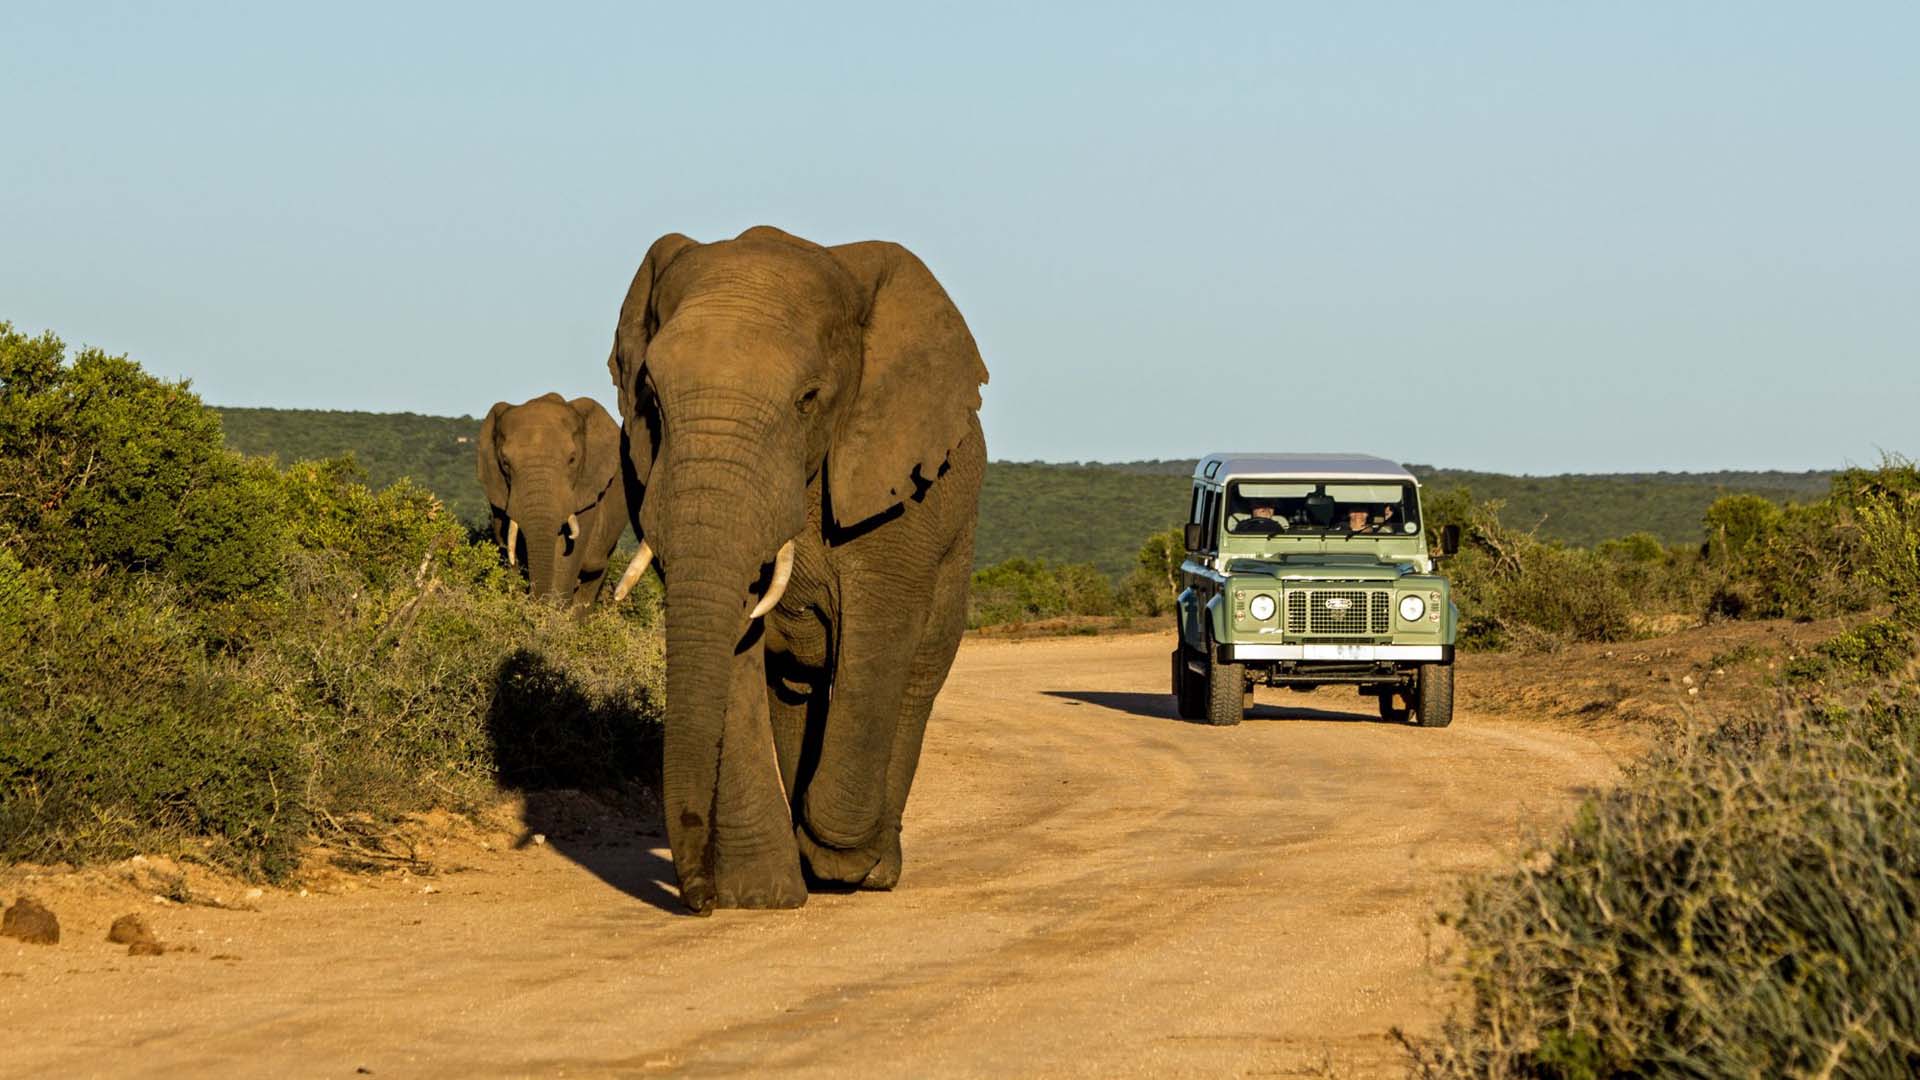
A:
[1402,671,1920,1078]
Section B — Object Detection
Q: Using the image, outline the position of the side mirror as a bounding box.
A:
[1183,522,1206,552]
[1440,524,1462,557]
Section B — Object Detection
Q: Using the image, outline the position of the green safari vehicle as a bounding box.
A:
[1171,453,1461,727]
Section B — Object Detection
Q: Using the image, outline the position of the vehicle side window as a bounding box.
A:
[1202,488,1221,550]
[1189,485,1206,526]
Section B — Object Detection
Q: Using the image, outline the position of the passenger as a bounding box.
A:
[1342,504,1399,533]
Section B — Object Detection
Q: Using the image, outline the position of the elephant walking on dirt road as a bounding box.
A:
[608,226,988,914]
[477,394,629,609]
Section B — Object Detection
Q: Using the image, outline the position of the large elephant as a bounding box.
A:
[477,393,628,608]
[606,226,987,914]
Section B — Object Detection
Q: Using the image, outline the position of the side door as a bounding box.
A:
[1177,483,1222,648]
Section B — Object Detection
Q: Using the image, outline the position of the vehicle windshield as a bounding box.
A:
[1224,480,1420,538]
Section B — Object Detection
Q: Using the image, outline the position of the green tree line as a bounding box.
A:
[213,408,1836,580]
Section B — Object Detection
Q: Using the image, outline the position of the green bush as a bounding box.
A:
[1852,465,1920,620]
[1412,691,1920,1077]
[0,325,286,601]
[1116,527,1183,617]
[0,323,665,879]
[1443,501,1641,650]
[968,556,1115,627]
[0,580,307,877]
[1783,618,1913,686]
[1705,461,1920,622]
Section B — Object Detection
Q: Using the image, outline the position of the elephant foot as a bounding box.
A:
[858,828,903,891]
[794,824,884,885]
[713,853,808,910]
[677,873,717,917]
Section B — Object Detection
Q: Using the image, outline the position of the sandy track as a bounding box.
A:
[1,632,1620,1078]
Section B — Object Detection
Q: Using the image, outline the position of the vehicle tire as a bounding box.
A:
[1376,691,1410,724]
[1205,650,1247,727]
[1412,663,1454,728]
[1172,648,1206,720]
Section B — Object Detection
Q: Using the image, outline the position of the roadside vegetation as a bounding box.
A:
[1402,469,1920,1076]
[0,323,663,880]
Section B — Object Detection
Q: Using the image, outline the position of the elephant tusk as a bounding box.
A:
[506,519,520,567]
[748,539,797,620]
[613,539,653,603]
[565,513,580,540]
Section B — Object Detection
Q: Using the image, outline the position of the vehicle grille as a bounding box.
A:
[1285,589,1392,636]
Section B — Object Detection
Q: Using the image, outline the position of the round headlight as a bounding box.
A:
[1398,595,1426,621]
[1249,593,1277,621]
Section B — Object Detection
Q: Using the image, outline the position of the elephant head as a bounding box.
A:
[477,393,623,600]
[608,226,987,912]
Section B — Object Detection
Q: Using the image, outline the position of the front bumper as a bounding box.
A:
[1222,643,1453,663]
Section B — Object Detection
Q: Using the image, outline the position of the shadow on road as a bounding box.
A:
[511,792,685,916]
[487,649,687,916]
[1044,689,1395,725]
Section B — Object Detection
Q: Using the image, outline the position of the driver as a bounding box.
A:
[1242,498,1285,532]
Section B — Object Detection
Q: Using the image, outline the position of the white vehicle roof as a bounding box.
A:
[1193,453,1416,484]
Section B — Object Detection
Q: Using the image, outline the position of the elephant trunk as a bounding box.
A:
[506,467,572,600]
[649,430,808,913]
[657,527,770,915]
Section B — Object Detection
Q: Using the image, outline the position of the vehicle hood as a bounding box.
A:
[1224,554,1417,583]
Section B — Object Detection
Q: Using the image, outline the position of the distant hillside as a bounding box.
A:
[217,407,487,525]
[214,409,1838,579]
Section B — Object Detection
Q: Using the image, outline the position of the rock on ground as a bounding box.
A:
[108,914,158,947]
[2,896,61,945]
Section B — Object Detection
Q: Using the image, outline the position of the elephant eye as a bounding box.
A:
[795,384,823,415]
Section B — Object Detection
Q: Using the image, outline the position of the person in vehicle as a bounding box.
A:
[1237,497,1285,534]
[1345,504,1397,534]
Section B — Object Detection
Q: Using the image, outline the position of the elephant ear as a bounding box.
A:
[826,241,989,529]
[476,401,512,512]
[609,232,698,422]
[569,397,622,513]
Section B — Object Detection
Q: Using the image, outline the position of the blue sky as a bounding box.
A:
[4,2,1915,472]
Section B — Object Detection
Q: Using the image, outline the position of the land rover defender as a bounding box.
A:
[1171,453,1461,727]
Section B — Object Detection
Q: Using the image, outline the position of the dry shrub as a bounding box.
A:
[1407,686,1920,1078]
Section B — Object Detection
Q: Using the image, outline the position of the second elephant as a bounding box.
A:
[477,393,628,607]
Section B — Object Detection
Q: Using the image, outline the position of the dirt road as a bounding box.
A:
[2,632,1621,1078]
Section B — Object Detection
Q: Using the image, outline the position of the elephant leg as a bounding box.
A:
[795,583,932,884]
[861,538,972,890]
[712,638,807,909]
[570,566,606,610]
[764,611,832,804]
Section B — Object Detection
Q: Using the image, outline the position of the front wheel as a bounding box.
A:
[1412,663,1454,728]
[1205,651,1248,727]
